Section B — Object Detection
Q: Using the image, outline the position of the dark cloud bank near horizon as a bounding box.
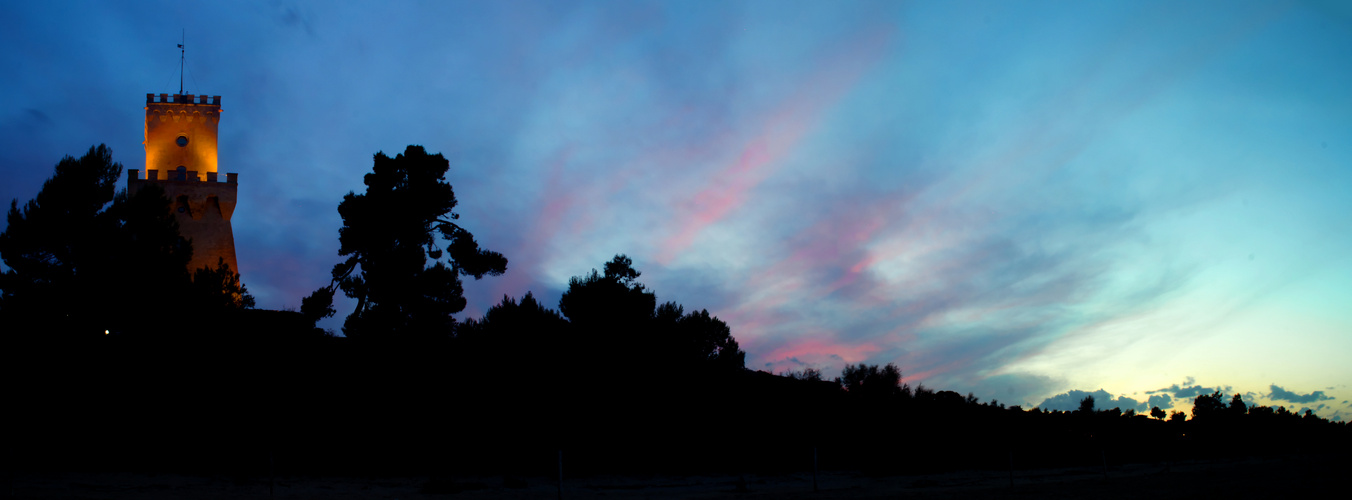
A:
[1036,379,1345,414]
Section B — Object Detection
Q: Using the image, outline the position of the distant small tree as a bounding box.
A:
[1077,395,1096,415]
[1150,406,1167,420]
[558,254,656,330]
[300,285,337,325]
[558,255,745,372]
[785,368,823,382]
[839,363,904,398]
[1191,391,1226,420]
[1227,394,1248,416]
[1248,405,1274,418]
[604,254,642,286]
[674,307,745,371]
[1169,411,1187,423]
[191,258,255,310]
[912,384,934,402]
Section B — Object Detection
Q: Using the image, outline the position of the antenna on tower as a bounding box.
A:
[178,30,185,94]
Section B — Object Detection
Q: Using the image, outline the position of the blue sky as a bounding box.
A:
[2,0,1350,418]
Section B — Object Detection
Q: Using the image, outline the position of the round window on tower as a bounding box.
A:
[176,136,189,147]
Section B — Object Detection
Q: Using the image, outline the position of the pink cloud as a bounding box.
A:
[757,334,882,372]
[656,27,894,264]
[902,361,965,387]
[480,148,577,302]
[721,189,916,333]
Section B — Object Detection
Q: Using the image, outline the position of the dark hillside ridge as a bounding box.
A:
[7,314,1347,478]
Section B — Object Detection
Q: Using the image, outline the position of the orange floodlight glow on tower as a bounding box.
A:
[127,93,239,275]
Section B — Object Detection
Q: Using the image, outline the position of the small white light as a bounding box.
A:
[105,330,110,335]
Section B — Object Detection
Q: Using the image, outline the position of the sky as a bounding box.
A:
[3,0,1350,419]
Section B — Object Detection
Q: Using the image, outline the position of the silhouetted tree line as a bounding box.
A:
[5,145,1346,480]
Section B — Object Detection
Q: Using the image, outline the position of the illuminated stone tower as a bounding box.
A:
[127,93,239,274]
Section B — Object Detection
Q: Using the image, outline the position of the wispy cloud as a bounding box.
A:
[656,27,894,264]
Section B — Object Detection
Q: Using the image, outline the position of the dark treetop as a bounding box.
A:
[318,145,507,340]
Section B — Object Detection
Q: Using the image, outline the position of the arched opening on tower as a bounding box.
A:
[175,195,192,217]
[205,195,222,218]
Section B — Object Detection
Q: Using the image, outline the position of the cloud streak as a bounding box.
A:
[656,27,894,265]
[1267,385,1336,405]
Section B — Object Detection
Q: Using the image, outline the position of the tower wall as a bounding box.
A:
[144,93,221,178]
[127,172,238,274]
[132,93,239,275]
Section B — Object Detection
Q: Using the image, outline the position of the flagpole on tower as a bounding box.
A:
[178,30,185,95]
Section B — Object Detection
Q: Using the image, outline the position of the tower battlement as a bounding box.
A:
[126,171,237,224]
[128,168,238,183]
[146,93,222,105]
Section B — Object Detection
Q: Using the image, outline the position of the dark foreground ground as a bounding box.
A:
[10,453,1345,499]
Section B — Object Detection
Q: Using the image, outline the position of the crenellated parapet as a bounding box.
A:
[146,93,221,105]
[126,169,237,221]
[145,94,221,125]
[128,168,239,183]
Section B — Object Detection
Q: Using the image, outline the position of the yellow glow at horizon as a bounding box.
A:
[1001,257,1352,417]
